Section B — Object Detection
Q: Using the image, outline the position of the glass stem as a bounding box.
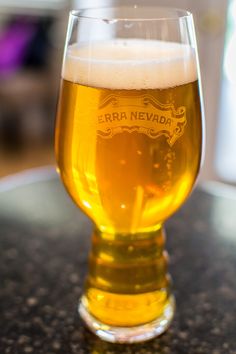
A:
[80,227,173,329]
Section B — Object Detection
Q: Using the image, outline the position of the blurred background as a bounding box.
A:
[0,0,234,183]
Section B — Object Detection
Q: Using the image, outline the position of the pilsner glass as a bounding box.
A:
[55,3,204,343]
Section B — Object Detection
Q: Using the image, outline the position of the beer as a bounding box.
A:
[55,40,202,328]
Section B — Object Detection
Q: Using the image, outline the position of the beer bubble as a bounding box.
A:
[120,159,126,165]
[154,163,160,169]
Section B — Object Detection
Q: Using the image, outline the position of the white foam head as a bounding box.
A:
[62,39,197,89]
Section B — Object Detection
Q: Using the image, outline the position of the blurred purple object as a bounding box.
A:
[0,18,37,77]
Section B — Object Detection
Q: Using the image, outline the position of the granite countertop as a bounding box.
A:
[0,168,236,354]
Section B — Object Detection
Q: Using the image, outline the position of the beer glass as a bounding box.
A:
[55,3,203,343]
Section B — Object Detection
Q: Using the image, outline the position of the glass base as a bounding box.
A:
[78,295,175,343]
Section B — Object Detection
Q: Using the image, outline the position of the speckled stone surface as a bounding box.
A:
[0,169,236,354]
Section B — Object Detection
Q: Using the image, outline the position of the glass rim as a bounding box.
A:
[70,6,192,22]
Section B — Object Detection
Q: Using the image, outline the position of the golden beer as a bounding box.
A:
[55,40,202,331]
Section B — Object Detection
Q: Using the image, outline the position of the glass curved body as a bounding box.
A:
[55,4,204,344]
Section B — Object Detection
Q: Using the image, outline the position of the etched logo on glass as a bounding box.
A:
[97,94,187,146]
